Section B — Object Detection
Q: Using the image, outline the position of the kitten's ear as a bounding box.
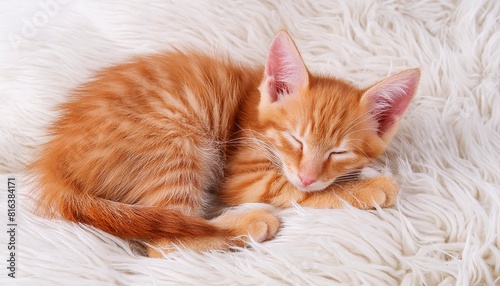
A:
[361,68,420,143]
[261,31,309,104]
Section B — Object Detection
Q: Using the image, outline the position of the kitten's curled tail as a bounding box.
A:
[35,180,223,241]
[64,194,223,240]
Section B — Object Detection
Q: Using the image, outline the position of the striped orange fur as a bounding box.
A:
[30,31,419,257]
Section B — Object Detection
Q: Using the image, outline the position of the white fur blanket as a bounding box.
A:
[1,0,499,285]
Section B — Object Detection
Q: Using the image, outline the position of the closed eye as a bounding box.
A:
[329,149,352,159]
[287,133,303,150]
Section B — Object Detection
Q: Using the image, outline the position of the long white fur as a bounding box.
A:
[1,0,499,285]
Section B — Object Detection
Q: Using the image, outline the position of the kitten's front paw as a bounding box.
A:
[351,175,399,209]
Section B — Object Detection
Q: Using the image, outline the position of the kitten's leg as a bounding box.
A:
[264,175,398,209]
[147,204,280,258]
[297,175,399,209]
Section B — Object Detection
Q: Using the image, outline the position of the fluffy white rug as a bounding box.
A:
[1,0,499,284]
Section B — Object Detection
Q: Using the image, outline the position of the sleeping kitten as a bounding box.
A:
[30,31,419,257]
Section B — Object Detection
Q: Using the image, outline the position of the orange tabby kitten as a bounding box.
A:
[30,31,419,257]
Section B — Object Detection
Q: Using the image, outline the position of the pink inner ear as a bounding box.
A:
[265,32,308,102]
[365,69,420,135]
[267,81,292,102]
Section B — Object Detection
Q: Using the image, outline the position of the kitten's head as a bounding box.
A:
[256,31,420,192]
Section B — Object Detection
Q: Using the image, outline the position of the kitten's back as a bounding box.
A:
[30,51,264,240]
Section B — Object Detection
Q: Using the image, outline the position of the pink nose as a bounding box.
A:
[299,174,317,187]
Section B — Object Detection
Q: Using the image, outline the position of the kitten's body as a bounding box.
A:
[30,32,419,257]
